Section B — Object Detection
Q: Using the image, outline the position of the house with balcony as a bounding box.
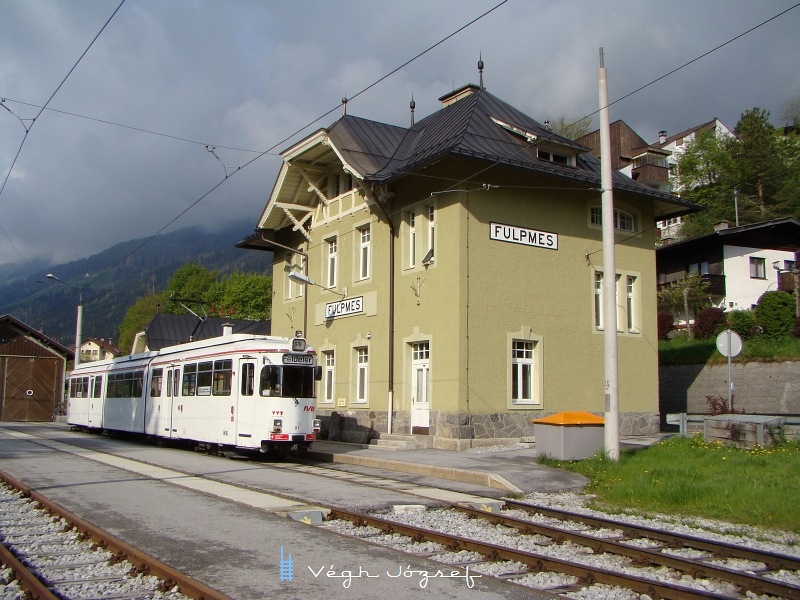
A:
[239,78,696,448]
[656,218,799,319]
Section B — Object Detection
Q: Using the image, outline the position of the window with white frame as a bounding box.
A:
[322,351,335,404]
[408,210,416,268]
[626,275,637,332]
[427,205,435,262]
[326,237,338,288]
[594,270,638,333]
[511,340,535,404]
[355,347,368,403]
[749,257,766,279]
[358,225,371,280]
[590,206,636,233]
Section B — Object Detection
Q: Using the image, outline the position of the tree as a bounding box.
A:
[782,95,800,128]
[165,262,218,315]
[675,107,800,239]
[207,272,272,320]
[657,275,710,339]
[117,292,167,353]
[548,115,593,141]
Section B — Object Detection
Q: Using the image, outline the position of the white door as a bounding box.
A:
[410,342,430,432]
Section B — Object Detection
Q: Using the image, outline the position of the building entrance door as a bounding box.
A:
[410,342,430,434]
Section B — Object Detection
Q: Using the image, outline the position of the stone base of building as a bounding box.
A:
[317,408,660,450]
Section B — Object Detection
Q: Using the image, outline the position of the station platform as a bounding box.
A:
[307,435,668,496]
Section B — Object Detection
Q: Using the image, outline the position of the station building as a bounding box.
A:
[239,81,696,449]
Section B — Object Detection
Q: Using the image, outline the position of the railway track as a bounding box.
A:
[0,471,231,600]
[322,501,800,599]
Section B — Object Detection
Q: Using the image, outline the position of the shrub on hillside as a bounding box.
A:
[755,290,796,339]
[692,307,726,340]
[728,309,759,339]
[658,312,675,340]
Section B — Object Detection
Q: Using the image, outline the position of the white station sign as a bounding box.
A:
[325,296,364,319]
[490,222,558,250]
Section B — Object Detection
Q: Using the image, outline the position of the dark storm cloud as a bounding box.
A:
[1,0,798,264]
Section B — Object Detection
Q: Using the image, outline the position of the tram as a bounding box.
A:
[66,328,320,455]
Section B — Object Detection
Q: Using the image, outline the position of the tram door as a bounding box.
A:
[88,375,103,427]
[410,342,430,434]
[237,359,257,444]
[164,367,178,437]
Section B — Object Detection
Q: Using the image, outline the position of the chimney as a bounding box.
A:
[222,323,234,337]
[714,220,730,231]
[438,83,481,107]
[658,130,667,144]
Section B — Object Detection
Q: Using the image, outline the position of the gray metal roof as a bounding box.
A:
[144,313,270,351]
[325,87,696,217]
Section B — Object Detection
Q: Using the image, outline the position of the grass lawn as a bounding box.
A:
[659,335,800,365]
[539,435,800,533]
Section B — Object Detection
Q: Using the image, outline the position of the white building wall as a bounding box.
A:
[723,245,794,311]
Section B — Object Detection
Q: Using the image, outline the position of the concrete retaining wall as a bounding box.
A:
[660,361,800,419]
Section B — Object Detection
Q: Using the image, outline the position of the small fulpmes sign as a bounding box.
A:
[325,296,364,319]
[490,222,558,250]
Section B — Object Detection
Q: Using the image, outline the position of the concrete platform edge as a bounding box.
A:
[306,449,523,494]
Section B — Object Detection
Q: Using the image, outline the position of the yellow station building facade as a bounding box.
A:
[240,82,695,449]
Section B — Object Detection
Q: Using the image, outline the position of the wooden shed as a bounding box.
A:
[0,314,73,421]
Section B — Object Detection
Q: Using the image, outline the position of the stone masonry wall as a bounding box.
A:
[660,361,800,417]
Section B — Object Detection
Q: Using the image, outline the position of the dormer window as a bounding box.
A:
[538,149,570,165]
[491,117,538,144]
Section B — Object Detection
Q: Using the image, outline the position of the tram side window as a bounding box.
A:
[166,371,173,397]
[212,360,232,396]
[182,364,197,396]
[106,371,145,398]
[92,376,103,398]
[197,362,213,396]
[151,369,163,397]
[241,363,254,397]
[260,366,281,397]
[70,377,89,398]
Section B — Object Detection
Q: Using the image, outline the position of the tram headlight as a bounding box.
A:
[273,419,282,433]
[313,419,321,432]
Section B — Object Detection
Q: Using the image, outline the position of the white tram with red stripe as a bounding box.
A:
[66,330,320,455]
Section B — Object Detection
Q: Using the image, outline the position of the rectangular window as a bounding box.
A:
[355,347,368,403]
[182,364,197,396]
[212,360,232,396]
[241,363,254,396]
[511,340,534,403]
[327,237,338,288]
[322,351,335,404]
[594,271,603,329]
[750,257,766,279]
[150,368,163,398]
[197,361,213,395]
[626,276,637,332]
[92,376,103,398]
[408,211,416,268]
[166,371,173,398]
[427,205,435,261]
[358,226,371,280]
[688,261,709,276]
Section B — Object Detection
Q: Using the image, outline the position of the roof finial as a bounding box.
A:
[341,96,348,116]
[478,52,484,89]
[410,94,416,126]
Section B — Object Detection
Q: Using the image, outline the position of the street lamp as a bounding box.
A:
[46,274,83,367]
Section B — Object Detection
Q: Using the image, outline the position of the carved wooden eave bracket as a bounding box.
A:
[276,202,314,242]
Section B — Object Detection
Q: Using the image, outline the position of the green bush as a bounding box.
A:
[728,309,758,339]
[755,290,796,338]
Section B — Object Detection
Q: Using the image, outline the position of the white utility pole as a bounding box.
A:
[599,48,620,460]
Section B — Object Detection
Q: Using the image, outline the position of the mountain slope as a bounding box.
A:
[0,222,272,345]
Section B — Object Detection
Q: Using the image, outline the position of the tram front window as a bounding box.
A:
[259,365,315,398]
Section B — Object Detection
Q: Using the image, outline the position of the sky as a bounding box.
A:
[1,0,798,267]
